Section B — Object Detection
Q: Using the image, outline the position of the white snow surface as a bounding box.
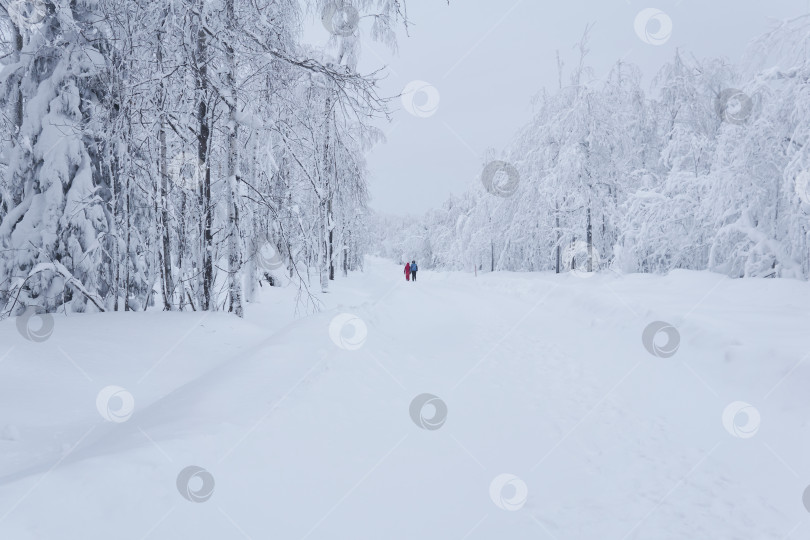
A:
[1,257,808,539]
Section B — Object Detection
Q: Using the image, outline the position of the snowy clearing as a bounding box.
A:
[1,257,808,539]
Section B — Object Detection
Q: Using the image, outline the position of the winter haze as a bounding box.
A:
[1,1,809,539]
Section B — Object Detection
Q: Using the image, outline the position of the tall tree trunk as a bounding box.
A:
[111,56,126,312]
[157,14,174,311]
[321,93,332,291]
[342,228,349,277]
[246,138,261,301]
[124,143,132,311]
[586,205,593,273]
[195,6,213,310]
[159,124,173,309]
[12,24,22,142]
[225,0,243,317]
[178,193,188,311]
[329,119,338,281]
[328,198,335,280]
[111,163,120,312]
[555,199,561,274]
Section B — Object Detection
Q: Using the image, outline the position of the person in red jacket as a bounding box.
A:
[404,261,411,281]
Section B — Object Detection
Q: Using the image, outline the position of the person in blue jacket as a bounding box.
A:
[410,260,418,282]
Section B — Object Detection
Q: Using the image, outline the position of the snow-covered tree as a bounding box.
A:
[372,16,810,281]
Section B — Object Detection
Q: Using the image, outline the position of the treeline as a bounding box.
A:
[373,18,810,279]
[0,0,407,316]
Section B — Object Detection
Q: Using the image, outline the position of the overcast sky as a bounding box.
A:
[305,0,809,216]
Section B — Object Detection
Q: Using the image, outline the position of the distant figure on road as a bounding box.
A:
[404,261,411,281]
[410,260,418,282]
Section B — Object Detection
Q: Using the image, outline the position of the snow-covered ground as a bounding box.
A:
[1,257,808,539]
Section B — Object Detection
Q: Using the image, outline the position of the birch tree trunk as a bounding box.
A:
[321,93,332,292]
[225,0,243,317]
[195,3,213,311]
[586,205,593,273]
[157,14,174,311]
[555,199,561,274]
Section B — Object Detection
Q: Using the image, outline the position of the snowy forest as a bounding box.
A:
[373,18,810,280]
[2,2,810,323]
[0,0,405,317]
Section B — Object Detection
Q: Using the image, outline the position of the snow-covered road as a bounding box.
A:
[1,258,808,539]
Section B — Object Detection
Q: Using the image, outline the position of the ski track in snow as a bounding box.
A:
[0,257,808,539]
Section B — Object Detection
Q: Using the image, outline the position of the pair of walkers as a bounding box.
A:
[404,260,418,282]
